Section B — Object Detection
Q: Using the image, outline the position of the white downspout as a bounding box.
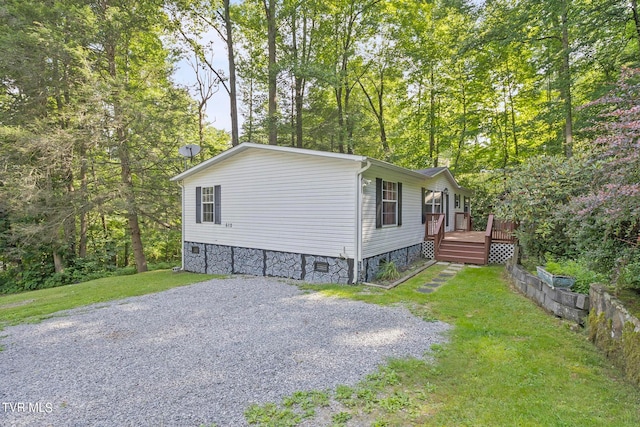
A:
[178,181,185,270]
[354,160,371,284]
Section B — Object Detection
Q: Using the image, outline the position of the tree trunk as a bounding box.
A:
[358,75,389,155]
[118,139,148,273]
[453,80,467,171]
[336,86,345,153]
[53,251,64,274]
[631,0,640,60]
[247,78,254,142]
[224,0,239,147]
[429,66,436,163]
[265,0,278,145]
[78,144,89,258]
[104,17,148,273]
[560,0,573,158]
[295,78,304,148]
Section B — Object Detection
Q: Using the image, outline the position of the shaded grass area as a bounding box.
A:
[618,288,640,319]
[254,266,640,426]
[0,270,217,327]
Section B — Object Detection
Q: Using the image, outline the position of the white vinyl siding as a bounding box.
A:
[362,166,424,258]
[182,149,360,258]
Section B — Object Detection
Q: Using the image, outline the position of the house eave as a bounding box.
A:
[170,142,368,182]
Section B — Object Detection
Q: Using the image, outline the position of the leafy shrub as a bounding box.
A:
[619,260,640,291]
[495,155,591,263]
[376,260,400,281]
[543,256,606,294]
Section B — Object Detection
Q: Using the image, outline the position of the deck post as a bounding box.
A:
[484,214,494,265]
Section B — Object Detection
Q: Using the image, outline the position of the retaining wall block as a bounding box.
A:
[557,304,586,325]
[543,284,559,303]
[526,274,543,291]
[526,284,543,304]
[516,280,528,295]
[545,298,561,316]
[576,294,589,310]
[558,290,578,308]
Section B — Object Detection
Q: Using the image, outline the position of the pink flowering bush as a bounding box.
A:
[499,69,640,289]
[569,69,640,286]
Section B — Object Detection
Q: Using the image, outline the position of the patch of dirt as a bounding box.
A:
[0,299,35,310]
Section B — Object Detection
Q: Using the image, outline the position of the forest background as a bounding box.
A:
[1,0,639,292]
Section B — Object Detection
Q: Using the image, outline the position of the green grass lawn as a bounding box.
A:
[255,266,640,426]
[0,270,216,327]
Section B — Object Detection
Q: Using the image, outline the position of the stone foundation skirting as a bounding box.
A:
[505,257,589,324]
[359,244,423,283]
[184,241,353,284]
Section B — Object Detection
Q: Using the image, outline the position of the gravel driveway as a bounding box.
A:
[1,276,450,426]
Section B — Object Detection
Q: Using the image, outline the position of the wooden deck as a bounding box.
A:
[425,215,517,265]
[443,231,485,243]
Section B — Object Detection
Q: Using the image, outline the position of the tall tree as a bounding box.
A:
[264,0,279,145]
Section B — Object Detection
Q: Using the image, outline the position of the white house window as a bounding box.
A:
[425,190,442,214]
[382,181,398,226]
[202,186,215,222]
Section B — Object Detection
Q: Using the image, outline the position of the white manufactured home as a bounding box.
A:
[170,143,472,283]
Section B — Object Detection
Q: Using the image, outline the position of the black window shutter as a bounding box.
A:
[397,182,403,226]
[375,178,383,229]
[421,187,426,224]
[214,185,221,224]
[195,186,202,223]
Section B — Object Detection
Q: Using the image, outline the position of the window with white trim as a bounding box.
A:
[382,180,398,226]
[425,190,442,214]
[202,186,215,222]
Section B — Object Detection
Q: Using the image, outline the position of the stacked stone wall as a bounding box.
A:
[589,285,640,386]
[505,256,589,324]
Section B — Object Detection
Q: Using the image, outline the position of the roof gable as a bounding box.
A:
[171,143,469,193]
[415,167,468,192]
[170,143,366,182]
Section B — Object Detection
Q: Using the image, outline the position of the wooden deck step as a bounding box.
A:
[436,240,486,265]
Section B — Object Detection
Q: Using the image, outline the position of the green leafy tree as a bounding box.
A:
[496,155,593,262]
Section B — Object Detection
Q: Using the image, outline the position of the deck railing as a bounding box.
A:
[455,212,471,232]
[484,214,494,264]
[433,214,445,258]
[491,218,517,243]
[424,213,445,258]
[424,213,442,239]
